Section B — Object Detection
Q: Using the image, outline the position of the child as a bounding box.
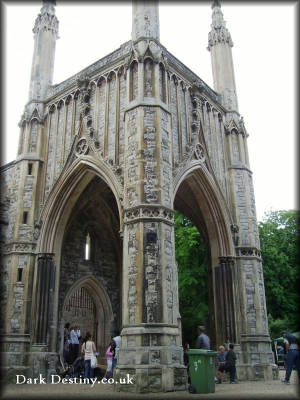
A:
[225,343,237,384]
[216,345,227,383]
[104,339,116,379]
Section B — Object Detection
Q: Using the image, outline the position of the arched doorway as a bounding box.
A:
[57,175,121,363]
[173,166,236,348]
[34,159,123,362]
[63,287,97,342]
[60,276,114,365]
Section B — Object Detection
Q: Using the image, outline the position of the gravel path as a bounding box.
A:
[2,370,298,400]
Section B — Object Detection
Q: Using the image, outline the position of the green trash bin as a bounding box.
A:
[186,349,218,393]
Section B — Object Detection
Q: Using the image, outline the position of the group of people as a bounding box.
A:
[63,323,121,380]
[185,326,299,386]
[63,322,299,385]
[184,325,237,385]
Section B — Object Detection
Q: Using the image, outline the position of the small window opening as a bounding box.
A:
[85,233,91,261]
[23,212,28,224]
[28,163,33,175]
[17,268,23,282]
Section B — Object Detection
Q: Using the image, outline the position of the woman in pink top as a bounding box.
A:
[104,339,116,378]
[81,332,96,379]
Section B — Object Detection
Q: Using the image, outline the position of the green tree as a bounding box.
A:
[174,211,208,346]
[258,210,299,338]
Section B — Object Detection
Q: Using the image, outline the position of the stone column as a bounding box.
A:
[115,44,187,392]
[34,253,56,346]
[214,256,237,345]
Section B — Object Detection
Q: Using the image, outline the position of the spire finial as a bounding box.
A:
[207,2,238,111]
[28,0,59,102]
[33,0,59,37]
[208,2,233,50]
[132,0,160,42]
[212,0,221,9]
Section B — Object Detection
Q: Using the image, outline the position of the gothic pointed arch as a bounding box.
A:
[173,164,235,258]
[59,275,115,361]
[38,156,123,255]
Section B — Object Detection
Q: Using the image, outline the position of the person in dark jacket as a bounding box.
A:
[281,331,299,384]
[225,343,237,384]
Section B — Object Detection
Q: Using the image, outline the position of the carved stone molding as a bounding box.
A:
[1,242,37,254]
[236,246,262,259]
[219,255,235,265]
[124,205,174,225]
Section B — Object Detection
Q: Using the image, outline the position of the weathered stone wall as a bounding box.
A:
[1,162,21,243]
[167,71,228,200]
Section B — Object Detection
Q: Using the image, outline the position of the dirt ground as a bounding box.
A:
[1,370,298,400]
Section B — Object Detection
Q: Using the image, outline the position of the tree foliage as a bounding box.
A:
[174,209,299,344]
[174,211,208,345]
[258,210,299,338]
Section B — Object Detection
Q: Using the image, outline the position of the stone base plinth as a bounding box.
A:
[0,350,62,384]
[114,364,187,393]
[237,363,278,381]
[113,325,187,392]
[0,365,30,384]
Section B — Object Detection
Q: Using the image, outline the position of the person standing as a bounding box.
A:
[195,326,210,349]
[81,332,96,380]
[63,322,71,364]
[104,339,116,379]
[70,325,81,363]
[225,343,237,384]
[216,345,227,384]
[112,330,121,372]
[281,331,300,384]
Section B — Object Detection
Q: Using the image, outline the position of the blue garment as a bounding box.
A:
[195,333,210,349]
[284,349,300,382]
[84,359,94,380]
[217,353,226,363]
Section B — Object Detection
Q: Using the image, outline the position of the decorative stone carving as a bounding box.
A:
[33,220,41,240]
[143,223,161,323]
[127,224,138,324]
[144,59,153,97]
[10,284,24,333]
[207,4,233,50]
[33,1,59,38]
[75,138,89,156]
[124,206,174,225]
[2,242,36,254]
[231,224,239,246]
[194,143,205,162]
[143,109,158,204]
[150,350,160,365]
[236,247,261,259]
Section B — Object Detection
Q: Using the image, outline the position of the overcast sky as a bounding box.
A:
[3,1,297,221]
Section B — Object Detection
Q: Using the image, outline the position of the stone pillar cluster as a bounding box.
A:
[208,1,275,380]
[115,4,187,390]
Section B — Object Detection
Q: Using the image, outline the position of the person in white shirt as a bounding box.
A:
[81,332,96,379]
[70,325,81,363]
